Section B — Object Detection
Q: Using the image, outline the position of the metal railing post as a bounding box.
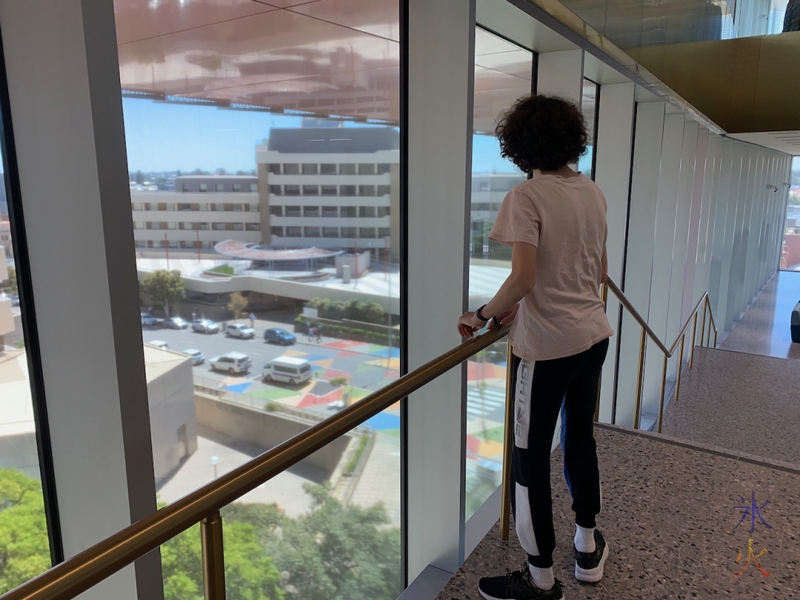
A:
[701,301,708,347]
[201,512,226,600]
[633,328,647,430]
[657,354,668,434]
[675,334,685,403]
[689,312,698,369]
[500,339,514,541]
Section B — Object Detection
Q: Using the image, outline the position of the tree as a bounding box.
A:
[0,469,51,594]
[134,170,145,184]
[262,483,401,600]
[227,291,249,322]
[141,270,185,317]
[160,521,284,600]
[1,266,17,294]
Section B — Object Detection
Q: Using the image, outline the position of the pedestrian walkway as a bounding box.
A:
[720,270,800,360]
[466,385,507,421]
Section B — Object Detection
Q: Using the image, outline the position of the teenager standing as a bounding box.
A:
[457,95,613,600]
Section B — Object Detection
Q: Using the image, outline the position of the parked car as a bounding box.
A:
[262,356,311,385]
[163,317,189,329]
[192,319,221,334]
[264,328,296,345]
[226,323,255,339]
[147,340,170,350]
[182,349,205,366]
[209,352,251,374]
[141,315,163,329]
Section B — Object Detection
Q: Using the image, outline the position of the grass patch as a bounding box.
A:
[209,265,234,275]
[343,434,370,476]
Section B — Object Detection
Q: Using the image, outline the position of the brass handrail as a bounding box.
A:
[3,323,511,600]
[603,277,718,432]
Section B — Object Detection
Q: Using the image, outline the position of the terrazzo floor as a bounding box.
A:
[437,426,800,600]
[720,270,800,360]
[662,347,800,467]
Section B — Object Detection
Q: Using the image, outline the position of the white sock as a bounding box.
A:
[527,564,554,590]
[575,525,596,553]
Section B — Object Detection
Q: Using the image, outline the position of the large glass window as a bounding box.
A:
[466,27,533,518]
[0,148,55,590]
[116,1,402,596]
[579,79,599,180]
[781,156,800,270]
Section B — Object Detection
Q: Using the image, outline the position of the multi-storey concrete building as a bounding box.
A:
[131,176,261,251]
[256,127,400,260]
[130,127,401,260]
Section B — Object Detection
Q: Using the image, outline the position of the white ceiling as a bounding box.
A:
[728,131,800,156]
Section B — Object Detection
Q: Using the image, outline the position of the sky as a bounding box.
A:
[122,98,520,175]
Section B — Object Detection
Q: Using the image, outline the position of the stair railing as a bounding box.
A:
[603,277,718,433]
[0,322,511,600]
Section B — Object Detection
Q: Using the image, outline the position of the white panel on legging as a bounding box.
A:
[515,482,541,557]
[514,359,534,449]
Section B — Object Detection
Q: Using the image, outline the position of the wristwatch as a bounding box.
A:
[475,304,489,322]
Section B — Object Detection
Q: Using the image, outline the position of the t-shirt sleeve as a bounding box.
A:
[489,189,541,248]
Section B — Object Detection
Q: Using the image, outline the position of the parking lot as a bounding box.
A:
[142,317,399,395]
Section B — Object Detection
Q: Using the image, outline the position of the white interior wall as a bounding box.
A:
[405,0,476,581]
[593,82,635,423]
[616,101,665,427]
[643,112,684,404]
[0,0,159,598]
[666,120,698,373]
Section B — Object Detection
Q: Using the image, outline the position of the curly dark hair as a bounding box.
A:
[495,95,588,173]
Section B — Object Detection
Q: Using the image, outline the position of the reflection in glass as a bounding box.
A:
[780,157,800,271]
[0,157,53,590]
[466,28,533,519]
[579,79,599,181]
[115,0,401,596]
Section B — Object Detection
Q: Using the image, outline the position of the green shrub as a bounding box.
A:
[329,377,348,387]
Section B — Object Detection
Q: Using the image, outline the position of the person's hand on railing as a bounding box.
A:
[457,303,519,339]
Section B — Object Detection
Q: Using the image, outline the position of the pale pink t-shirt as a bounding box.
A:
[489,173,613,361]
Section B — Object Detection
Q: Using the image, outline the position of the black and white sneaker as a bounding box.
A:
[573,529,609,583]
[478,566,564,600]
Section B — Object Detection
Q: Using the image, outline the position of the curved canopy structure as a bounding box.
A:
[214,239,343,261]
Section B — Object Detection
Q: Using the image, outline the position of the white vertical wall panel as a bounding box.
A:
[0,0,158,598]
[725,145,753,327]
[616,101,664,427]
[406,0,475,580]
[666,121,697,374]
[716,142,743,331]
[682,125,708,323]
[593,82,635,424]
[642,112,683,411]
[693,133,722,303]
[708,139,736,325]
[537,49,584,104]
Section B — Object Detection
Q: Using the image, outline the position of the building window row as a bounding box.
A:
[132,203,255,212]
[267,163,392,176]
[135,240,222,249]
[271,226,391,239]
[268,184,391,197]
[135,222,260,231]
[180,183,258,193]
[269,205,390,218]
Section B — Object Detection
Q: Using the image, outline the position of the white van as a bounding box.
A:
[262,357,312,385]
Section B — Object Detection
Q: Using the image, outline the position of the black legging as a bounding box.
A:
[509,337,609,568]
